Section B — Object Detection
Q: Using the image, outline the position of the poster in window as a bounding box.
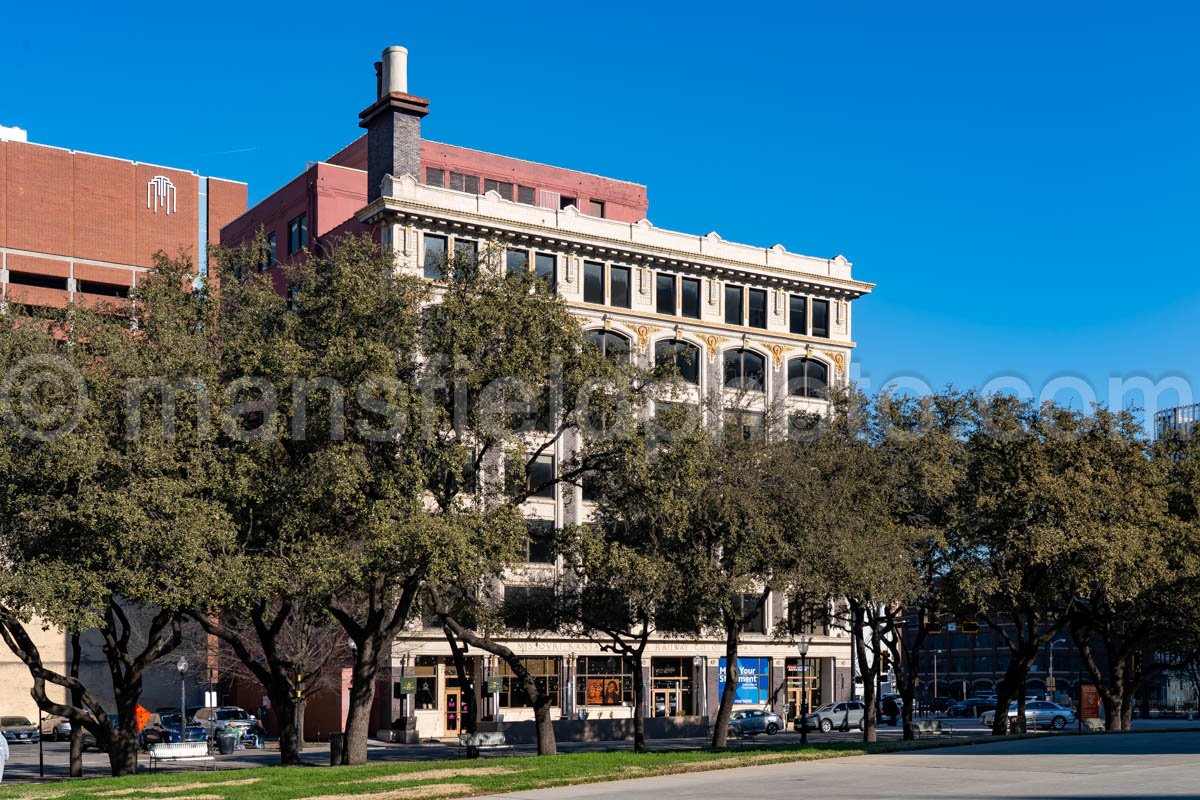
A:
[717,657,770,705]
[585,678,623,705]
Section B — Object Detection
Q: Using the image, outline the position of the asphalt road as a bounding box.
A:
[478,731,1200,800]
[3,717,1197,787]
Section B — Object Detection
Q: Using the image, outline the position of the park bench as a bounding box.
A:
[914,719,944,738]
[148,741,216,771]
[458,731,515,758]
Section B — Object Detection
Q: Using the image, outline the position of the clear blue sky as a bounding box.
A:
[3,1,1197,425]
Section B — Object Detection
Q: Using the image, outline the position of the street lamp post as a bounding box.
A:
[797,635,812,746]
[931,652,940,705]
[176,656,188,728]
[693,655,706,721]
[1048,638,1067,701]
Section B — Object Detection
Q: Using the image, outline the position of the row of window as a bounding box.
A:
[586,329,829,398]
[424,167,607,218]
[594,267,832,339]
[3,270,130,298]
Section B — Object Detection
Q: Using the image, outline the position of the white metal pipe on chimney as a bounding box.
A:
[381,46,408,95]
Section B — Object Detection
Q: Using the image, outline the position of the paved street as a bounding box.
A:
[477,731,1200,800]
[4,717,1197,787]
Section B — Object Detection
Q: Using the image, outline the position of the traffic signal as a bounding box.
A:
[880,652,892,672]
[296,673,304,700]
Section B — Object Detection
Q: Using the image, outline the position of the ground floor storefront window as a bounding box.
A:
[576,656,635,707]
[413,656,438,710]
[718,657,770,705]
[785,657,820,719]
[498,656,561,708]
[651,657,694,716]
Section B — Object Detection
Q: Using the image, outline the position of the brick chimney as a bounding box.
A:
[359,46,429,203]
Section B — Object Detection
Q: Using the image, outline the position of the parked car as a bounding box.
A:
[799,701,866,733]
[40,715,72,741]
[728,709,783,736]
[949,698,996,717]
[981,700,1075,731]
[159,713,208,744]
[81,714,120,752]
[1,716,40,744]
[927,696,955,713]
[193,706,256,739]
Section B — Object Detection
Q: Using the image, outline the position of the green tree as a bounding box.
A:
[0,255,233,776]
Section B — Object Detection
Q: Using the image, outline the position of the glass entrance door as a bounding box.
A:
[445,689,461,733]
[652,687,681,717]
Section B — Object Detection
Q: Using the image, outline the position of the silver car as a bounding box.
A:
[801,701,866,733]
[728,709,783,736]
[1,716,40,744]
[982,700,1075,730]
[192,706,255,738]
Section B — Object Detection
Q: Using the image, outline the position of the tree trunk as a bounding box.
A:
[270,687,300,766]
[1073,633,1123,732]
[533,696,556,755]
[342,638,379,765]
[68,632,84,778]
[710,620,740,749]
[106,726,140,777]
[632,651,647,753]
[851,602,877,743]
[444,626,476,735]
[992,652,1034,736]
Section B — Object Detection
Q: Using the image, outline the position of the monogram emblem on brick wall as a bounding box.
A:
[147,176,177,215]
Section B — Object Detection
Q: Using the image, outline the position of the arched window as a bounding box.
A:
[585,330,630,362]
[787,358,828,399]
[654,339,701,384]
[722,349,766,392]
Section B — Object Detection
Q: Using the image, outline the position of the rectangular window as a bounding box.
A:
[425,167,445,187]
[588,199,606,218]
[413,657,438,710]
[423,234,447,280]
[656,273,676,315]
[748,288,767,329]
[517,185,536,205]
[583,261,605,304]
[733,594,766,633]
[576,656,635,707]
[609,266,631,309]
[484,179,514,201]
[789,294,807,335]
[449,172,480,193]
[261,233,276,270]
[812,299,830,338]
[498,655,560,706]
[505,248,529,275]
[8,271,67,290]
[528,453,555,499]
[681,278,701,319]
[724,285,744,326]
[559,195,577,210]
[454,238,477,265]
[77,280,130,298]
[288,214,307,254]
[526,520,555,564]
[502,589,558,634]
[534,252,556,284]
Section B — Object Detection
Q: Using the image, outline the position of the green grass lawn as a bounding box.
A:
[0,736,1008,800]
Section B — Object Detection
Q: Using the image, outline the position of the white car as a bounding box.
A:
[192,706,256,738]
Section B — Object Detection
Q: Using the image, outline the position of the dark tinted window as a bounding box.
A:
[656,273,676,315]
[681,278,701,319]
[748,288,767,329]
[787,358,828,399]
[425,167,445,187]
[535,252,556,284]
[288,214,307,254]
[506,248,529,275]
[454,238,477,265]
[585,330,630,362]
[723,349,765,391]
[517,185,536,205]
[449,172,480,193]
[424,235,447,280]
[654,340,700,384]
[790,295,807,335]
[725,285,743,325]
[583,262,605,303]
[9,271,67,290]
[485,179,514,201]
[609,266,631,308]
[526,520,555,563]
[588,199,606,218]
[812,299,830,338]
[528,453,555,499]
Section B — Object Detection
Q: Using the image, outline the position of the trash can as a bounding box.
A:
[217,732,237,755]
[329,732,345,766]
